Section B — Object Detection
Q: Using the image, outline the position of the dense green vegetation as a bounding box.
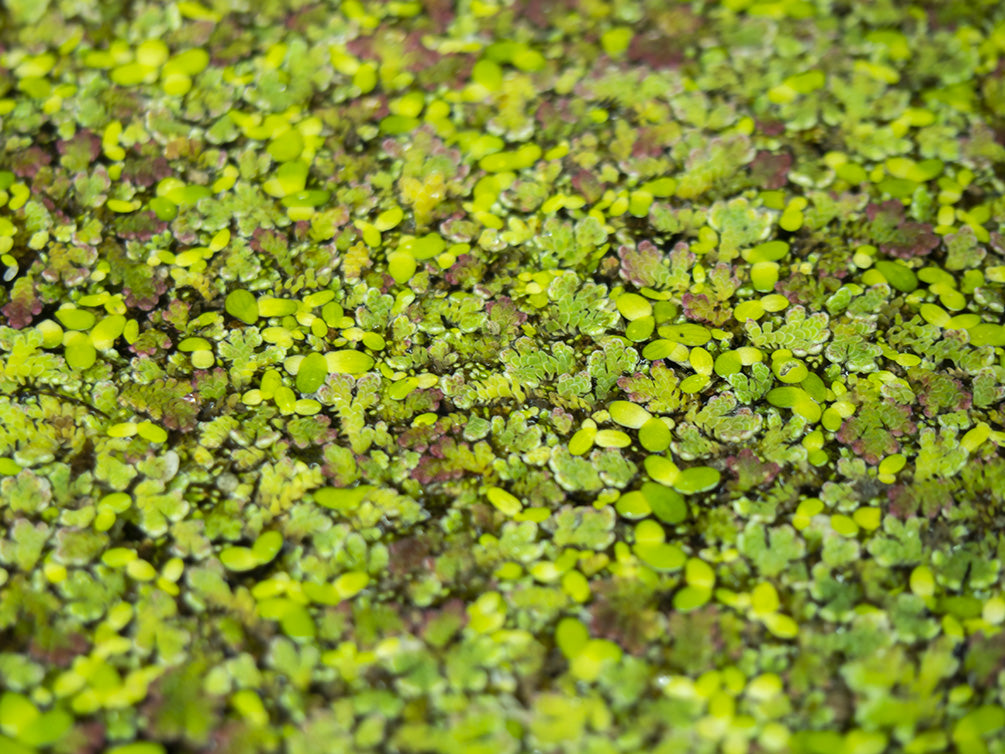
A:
[1,0,1005,752]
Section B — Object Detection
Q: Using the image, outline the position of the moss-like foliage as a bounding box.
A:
[1,1,1005,752]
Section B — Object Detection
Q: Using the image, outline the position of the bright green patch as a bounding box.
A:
[673,466,721,495]
[225,289,260,325]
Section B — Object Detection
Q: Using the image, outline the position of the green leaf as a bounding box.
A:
[672,466,721,495]
[219,546,259,572]
[225,289,260,325]
[17,707,72,747]
[63,331,96,371]
[252,531,283,565]
[642,482,688,524]
[0,692,38,738]
[296,352,329,393]
[326,350,375,376]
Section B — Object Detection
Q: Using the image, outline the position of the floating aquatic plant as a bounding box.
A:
[0,1,1004,753]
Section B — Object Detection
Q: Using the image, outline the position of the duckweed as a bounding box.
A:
[258,297,299,318]
[136,422,167,443]
[252,531,284,564]
[594,429,631,448]
[660,323,711,346]
[689,347,714,376]
[750,262,779,292]
[608,400,651,429]
[614,490,650,519]
[387,251,417,285]
[1,1,1003,752]
[325,350,375,375]
[486,486,522,516]
[615,293,653,321]
[642,339,689,361]
[874,260,918,292]
[679,374,710,393]
[225,289,259,325]
[54,308,95,331]
[645,456,680,487]
[568,426,597,455]
[313,486,371,512]
[969,324,1005,347]
[713,350,743,376]
[673,466,722,495]
[295,351,328,394]
[634,541,687,573]
[638,417,672,452]
[219,546,260,572]
[642,482,687,525]
[624,315,655,341]
[744,241,790,263]
[63,331,95,370]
